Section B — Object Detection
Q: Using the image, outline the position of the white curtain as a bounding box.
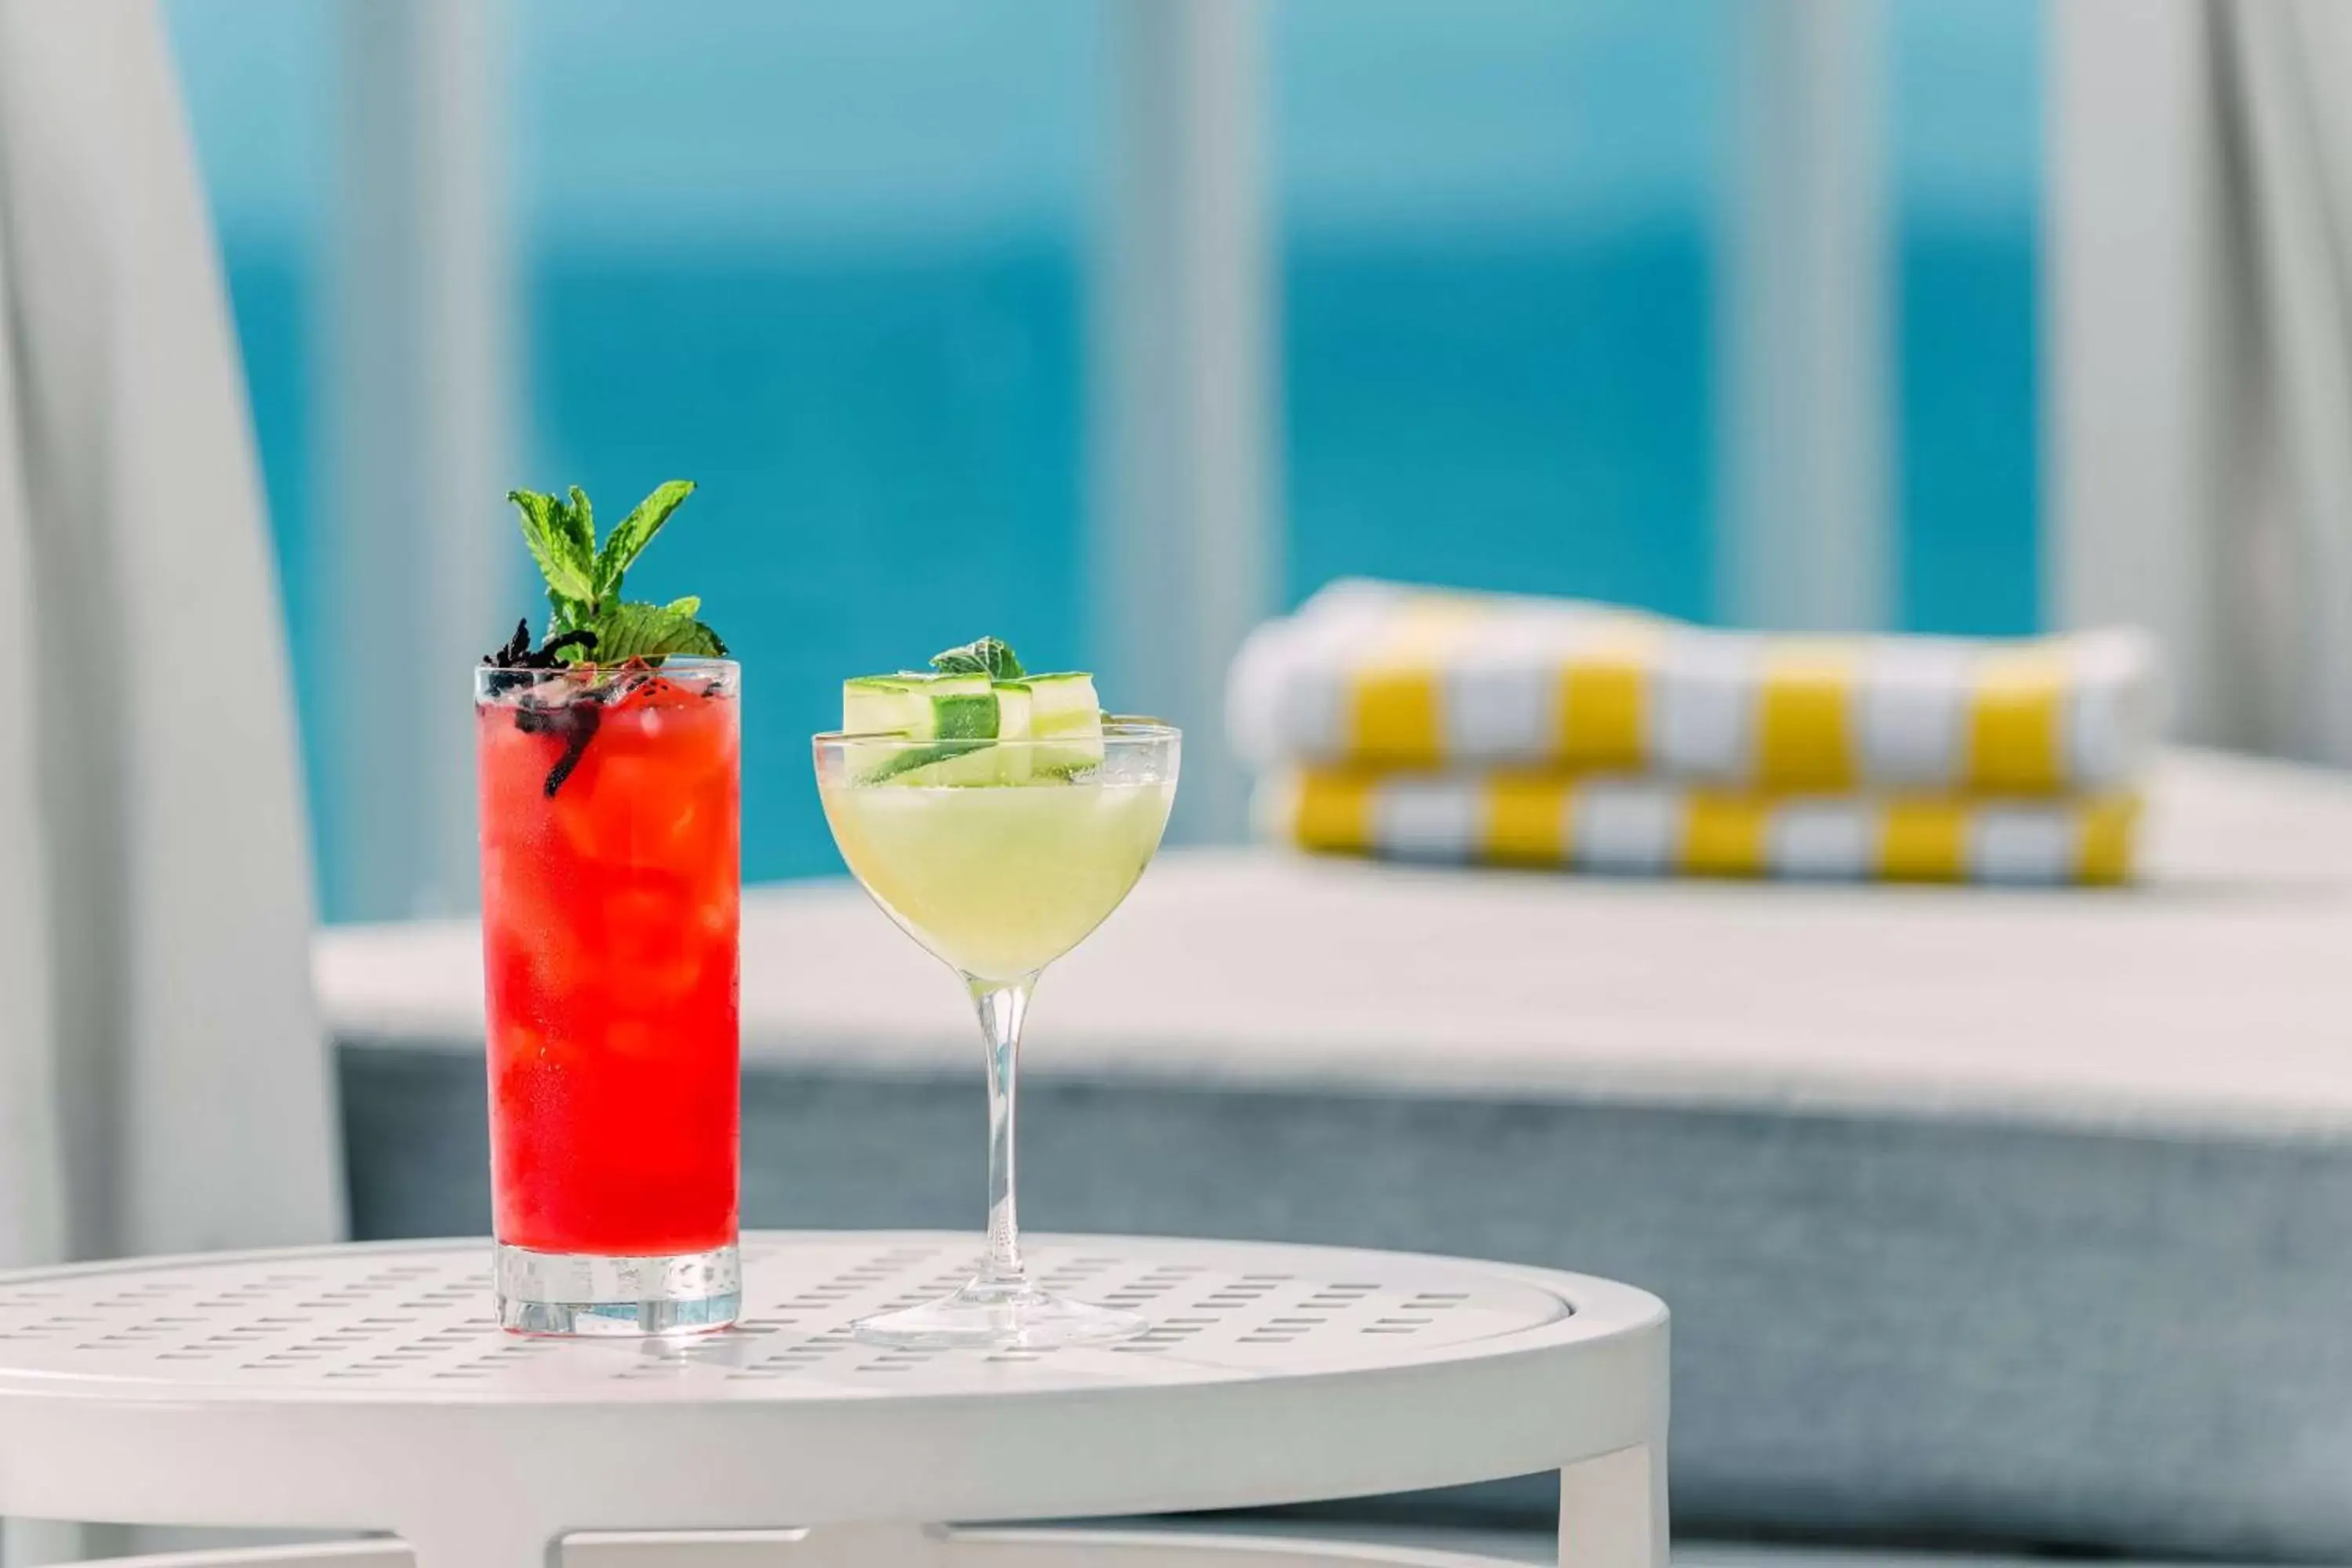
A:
[0,0,342,1267]
[2050,0,2352,765]
[2200,1,2352,763]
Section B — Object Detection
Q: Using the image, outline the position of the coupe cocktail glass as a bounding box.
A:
[477,659,741,1334]
[813,722,1179,1348]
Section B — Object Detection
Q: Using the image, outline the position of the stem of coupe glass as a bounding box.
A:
[970,975,1036,1288]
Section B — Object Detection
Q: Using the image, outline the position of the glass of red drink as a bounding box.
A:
[475,657,741,1334]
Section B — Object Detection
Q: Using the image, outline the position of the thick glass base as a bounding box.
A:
[495,1241,740,1336]
[853,1274,1145,1350]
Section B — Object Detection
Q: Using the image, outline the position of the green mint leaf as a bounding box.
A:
[547,587,591,637]
[505,480,724,661]
[593,480,697,601]
[558,487,597,566]
[930,637,1025,680]
[587,601,728,662]
[508,489,595,604]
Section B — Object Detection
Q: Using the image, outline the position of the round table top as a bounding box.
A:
[0,1232,1666,1534]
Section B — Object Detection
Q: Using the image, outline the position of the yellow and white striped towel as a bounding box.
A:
[1261,771,2140,885]
[1228,580,2162,795]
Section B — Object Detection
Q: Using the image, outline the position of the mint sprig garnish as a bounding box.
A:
[931,637,1024,680]
[591,598,718,662]
[503,481,726,662]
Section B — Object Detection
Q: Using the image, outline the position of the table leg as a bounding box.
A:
[400,1520,557,1568]
[1559,1444,1664,1568]
[558,1526,942,1568]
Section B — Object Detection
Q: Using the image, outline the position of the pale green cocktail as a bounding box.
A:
[815,637,1178,1349]
[819,774,1174,983]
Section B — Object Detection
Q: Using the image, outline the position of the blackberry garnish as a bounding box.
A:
[483,621,600,670]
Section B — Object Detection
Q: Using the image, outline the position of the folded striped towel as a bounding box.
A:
[1229,580,2162,795]
[1261,771,2141,885]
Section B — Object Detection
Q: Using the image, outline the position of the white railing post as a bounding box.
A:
[1093,0,1277,843]
[325,0,514,918]
[2044,0,2225,737]
[1719,0,1892,633]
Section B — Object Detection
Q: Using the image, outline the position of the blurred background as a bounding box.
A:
[165,0,2038,923]
[17,0,2352,1562]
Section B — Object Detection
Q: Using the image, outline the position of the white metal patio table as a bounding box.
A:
[0,1232,1668,1568]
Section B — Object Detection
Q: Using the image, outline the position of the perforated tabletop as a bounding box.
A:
[0,1233,1591,1399]
[0,1232,1666,1548]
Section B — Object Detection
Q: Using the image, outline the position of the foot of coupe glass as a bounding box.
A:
[853,1273,1145,1350]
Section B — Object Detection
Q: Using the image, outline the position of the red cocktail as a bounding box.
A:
[476,658,740,1334]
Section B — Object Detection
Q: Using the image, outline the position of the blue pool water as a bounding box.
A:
[220,215,2037,916]
[172,0,2042,917]
[173,0,2041,915]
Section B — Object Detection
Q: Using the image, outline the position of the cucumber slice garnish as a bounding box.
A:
[881,742,1029,786]
[853,739,978,784]
[987,681,1038,782]
[1019,671,1104,774]
[840,648,1106,785]
[1019,672,1098,734]
[842,672,998,742]
[993,681,1035,740]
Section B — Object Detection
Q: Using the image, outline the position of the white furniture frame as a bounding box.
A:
[0,1232,1668,1568]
